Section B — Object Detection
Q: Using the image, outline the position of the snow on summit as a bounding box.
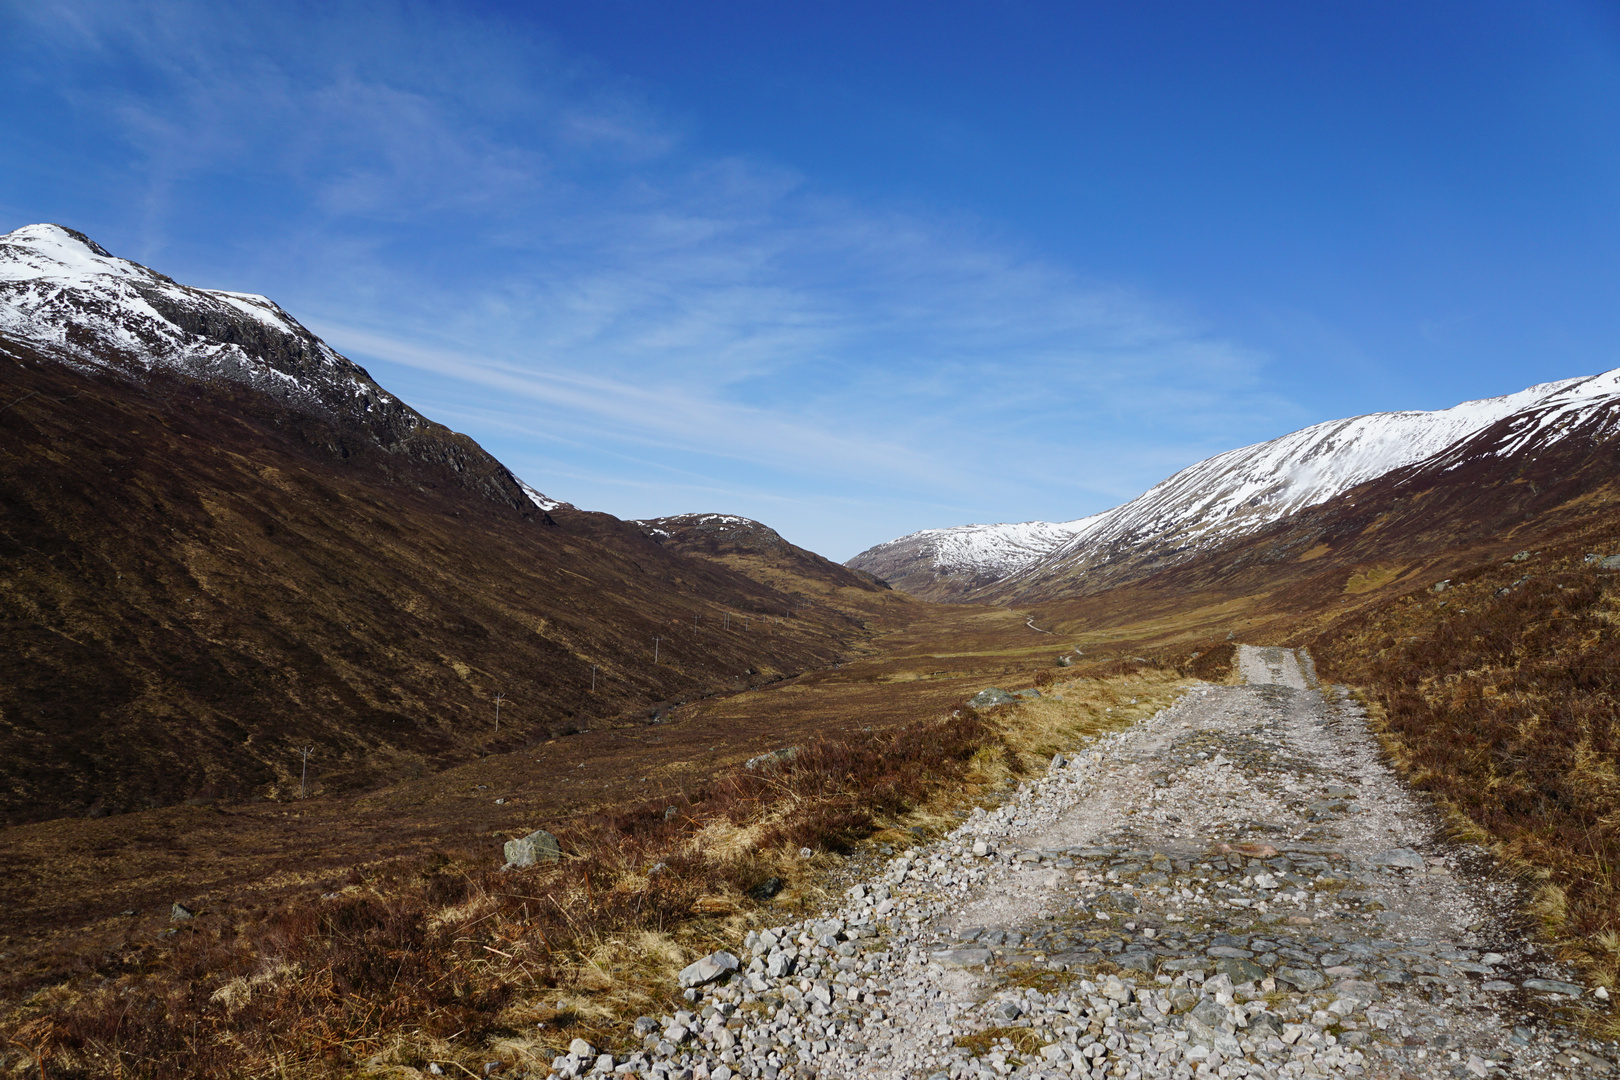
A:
[850,369,1620,597]
[0,223,383,408]
[0,224,304,339]
[0,223,571,515]
[894,516,1103,577]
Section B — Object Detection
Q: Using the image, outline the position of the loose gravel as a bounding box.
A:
[541,646,1619,1080]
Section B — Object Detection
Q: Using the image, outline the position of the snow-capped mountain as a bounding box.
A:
[0,223,563,513]
[838,516,1104,602]
[0,224,392,416]
[849,370,1620,600]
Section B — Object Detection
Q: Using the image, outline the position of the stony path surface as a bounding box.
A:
[542,648,1618,1080]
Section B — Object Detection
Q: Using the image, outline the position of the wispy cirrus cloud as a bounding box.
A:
[6,0,1301,557]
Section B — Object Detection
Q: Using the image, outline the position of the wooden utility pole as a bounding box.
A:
[590,665,597,692]
[494,692,505,732]
[299,746,314,797]
[654,636,661,663]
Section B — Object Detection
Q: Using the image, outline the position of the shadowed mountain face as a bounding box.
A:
[0,228,879,825]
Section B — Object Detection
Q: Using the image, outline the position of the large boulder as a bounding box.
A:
[502,829,562,869]
[678,950,740,988]
[967,688,1016,709]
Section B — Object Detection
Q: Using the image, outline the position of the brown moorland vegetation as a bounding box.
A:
[1310,541,1620,1007]
[0,603,1203,1078]
[0,345,896,825]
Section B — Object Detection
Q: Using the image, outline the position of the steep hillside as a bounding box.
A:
[0,224,546,512]
[1002,384,1620,673]
[0,227,877,824]
[849,372,1620,602]
[1079,382,1620,610]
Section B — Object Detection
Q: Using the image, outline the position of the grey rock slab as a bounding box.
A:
[1522,978,1585,997]
[1368,847,1427,870]
[502,828,562,868]
[678,951,741,988]
[1214,957,1266,984]
[1565,1048,1617,1071]
[930,947,993,969]
[1275,967,1327,992]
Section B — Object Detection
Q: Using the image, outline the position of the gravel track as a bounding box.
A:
[543,647,1618,1080]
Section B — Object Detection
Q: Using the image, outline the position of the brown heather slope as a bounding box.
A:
[0,340,892,826]
[1306,541,1620,1001]
[0,580,1201,1078]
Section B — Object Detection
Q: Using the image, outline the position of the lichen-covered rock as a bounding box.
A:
[967,688,1016,709]
[502,828,562,868]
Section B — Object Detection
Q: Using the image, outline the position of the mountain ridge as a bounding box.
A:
[849,370,1620,602]
[0,223,561,515]
[635,512,894,598]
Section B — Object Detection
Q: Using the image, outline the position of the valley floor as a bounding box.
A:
[593,647,1618,1080]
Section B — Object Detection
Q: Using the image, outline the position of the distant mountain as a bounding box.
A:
[635,512,892,597]
[836,517,1100,602]
[0,225,880,824]
[849,372,1620,602]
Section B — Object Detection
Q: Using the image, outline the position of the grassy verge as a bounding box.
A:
[1311,545,1620,1031]
[0,663,1197,1078]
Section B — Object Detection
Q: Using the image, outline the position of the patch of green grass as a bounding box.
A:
[994,967,1082,995]
[954,1026,1044,1058]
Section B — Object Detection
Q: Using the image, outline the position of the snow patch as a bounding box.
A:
[515,481,567,511]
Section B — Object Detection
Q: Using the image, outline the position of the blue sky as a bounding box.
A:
[4,1,1619,560]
